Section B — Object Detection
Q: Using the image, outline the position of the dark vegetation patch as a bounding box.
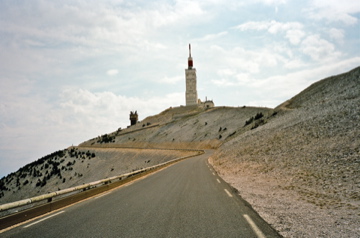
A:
[243,112,268,130]
[0,147,97,198]
[142,122,151,127]
[97,134,115,143]
[244,112,264,127]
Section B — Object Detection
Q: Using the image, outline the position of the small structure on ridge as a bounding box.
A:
[129,111,138,126]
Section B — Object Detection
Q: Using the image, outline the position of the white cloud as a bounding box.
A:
[0,86,184,177]
[0,0,205,57]
[234,21,346,63]
[283,59,307,69]
[300,34,341,61]
[107,69,119,76]
[285,29,306,45]
[156,75,183,84]
[306,0,360,25]
[233,19,354,65]
[235,73,253,85]
[257,57,360,97]
[268,21,303,34]
[235,21,270,31]
[195,31,228,42]
[58,88,183,127]
[235,20,303,34]
[311,0,360,13]
[211,56,360,106]
[258,0,287,5]
[150,0,206,28]
[328,28,345,44]
[211,78,236,87]
[211,68,239,87]
[213,54,360,92]
[208,45,287,75]
[217,68,237,77]
[235,20,306,46]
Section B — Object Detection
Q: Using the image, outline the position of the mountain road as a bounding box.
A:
[1,150,280,237]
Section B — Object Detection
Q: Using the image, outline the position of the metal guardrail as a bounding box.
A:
[0,150,204,215]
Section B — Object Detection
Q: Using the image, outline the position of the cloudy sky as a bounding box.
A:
[0,0,359,178]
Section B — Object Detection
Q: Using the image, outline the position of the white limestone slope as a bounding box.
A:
[210,66,360,237]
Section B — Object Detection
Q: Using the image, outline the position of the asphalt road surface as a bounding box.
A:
[1,150,280,237]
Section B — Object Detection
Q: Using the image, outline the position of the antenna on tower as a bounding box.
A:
[188,44,193,69]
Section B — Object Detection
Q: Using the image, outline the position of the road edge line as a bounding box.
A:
[243,214,266,238]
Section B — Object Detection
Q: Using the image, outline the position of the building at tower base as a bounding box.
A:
[198,97,215,109]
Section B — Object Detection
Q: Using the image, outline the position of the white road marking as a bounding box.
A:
[243,214,266,238]
[23,211,65,228]
[224,189,233,197]
[94,192,110,199]
[124,181,136,187]
[212,172,215,176]
[216,179,221,183]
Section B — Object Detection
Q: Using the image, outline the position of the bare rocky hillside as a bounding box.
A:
[0,147,198,203]
[1,66,358,237]
[81,105,271,149]
[210,66,360,237]
[0,105,270,204]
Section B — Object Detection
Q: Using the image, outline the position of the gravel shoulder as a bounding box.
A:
[210,67,360,237]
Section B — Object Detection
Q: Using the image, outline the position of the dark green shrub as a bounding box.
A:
[36,179,42,187]
[228,131,236,137]
[251,119,265,130]
[244,117,254,126]
[97,134,115,143]
[0,180,8,191]
[255,112,264,120]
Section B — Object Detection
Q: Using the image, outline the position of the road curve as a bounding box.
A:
[1,150,280,237]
